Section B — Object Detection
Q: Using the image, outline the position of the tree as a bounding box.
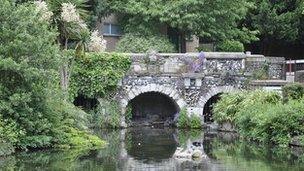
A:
[111,0,258,43]
[246,0,304,56]
[0,0,62,148]
[33,0,107,96]
[0,0,103,150]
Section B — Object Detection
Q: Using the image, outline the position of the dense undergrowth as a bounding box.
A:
[0,1,105,156]
[69,52,131,129]
[213,83,304,146]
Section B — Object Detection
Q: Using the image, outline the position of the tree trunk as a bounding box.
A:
[60,38,70,99]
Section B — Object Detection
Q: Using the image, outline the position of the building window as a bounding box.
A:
[102,23,122,36]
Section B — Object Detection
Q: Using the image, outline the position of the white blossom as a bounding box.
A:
[78,21,88,30]
[88,30,107,52]
[61,3,81,23]
[34,0,53,21]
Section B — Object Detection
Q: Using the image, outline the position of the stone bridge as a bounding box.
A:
[116,52,285,127]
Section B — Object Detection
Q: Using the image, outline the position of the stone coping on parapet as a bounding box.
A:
[123,52,250,59]
[250,80,289,86]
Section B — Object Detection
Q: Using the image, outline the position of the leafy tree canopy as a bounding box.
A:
[249,0,304,42]
[111,0,258,43]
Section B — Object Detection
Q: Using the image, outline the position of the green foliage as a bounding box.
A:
[177,108,190,128]
[236,100,304,146]
[90,99,121,129]
[282,83,304,102]
[196,45,213,52]
[125,105,132,124]
[213,90,304,146]
[115,34,176,53]
[55,126,105,149]
[190,115,203,129]
[217,40,244,52]
[112,0,257,42]
[177,108,202,129]
[244,0,304,55]
[213,90,281,124]
[252,61,270,80]
[0,1,103,152]
[249,0,303,42]
[69,52,131,99]
[0,142,15,156]
[213,92,246,124]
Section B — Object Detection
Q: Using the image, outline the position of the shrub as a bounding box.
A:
[217,40,244,52]
[115,34,176,53]
[56,126,106,149]
[69,52,131,100]
[90,99,121,129]
[213,92,246,124]
[235,100,304,146]
[177,108,190,128]
[213,90,281,124]
[252,61,270,80]
[177,108,202,129]
[190,115,203,129]
[282,83,304,102]
[213,89,304,146]
[0,1,104,152]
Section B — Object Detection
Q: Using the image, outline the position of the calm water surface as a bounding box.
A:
[1,128,304,171]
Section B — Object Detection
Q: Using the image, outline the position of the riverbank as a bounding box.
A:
[213,84,304,147]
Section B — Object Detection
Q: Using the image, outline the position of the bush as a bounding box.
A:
[90,99,121,129]
[217,40,244,52]
[282,83,304,102]
[190,115,203,129]
[177,108,190,128]
[177,108,202,129]
[115,34,176,53]
[213,90,281,124]
[0,2,104,152]
[213,89,304,146]
[69,52,131,100]
[213,92,246,124]
[236,100,304,146]
[55,126,106,149]
[252,61,270,80]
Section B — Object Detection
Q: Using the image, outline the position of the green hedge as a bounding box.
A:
[115,34,176,53]
[217,40,244,52]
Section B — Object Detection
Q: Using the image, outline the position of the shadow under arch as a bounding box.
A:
[203,93,222,123]
[128,91,180,124]
[198,86,237,123]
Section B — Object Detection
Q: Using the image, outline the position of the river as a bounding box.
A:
[0,128,303,171]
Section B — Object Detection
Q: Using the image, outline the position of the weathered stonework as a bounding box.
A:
[116,52,285,127]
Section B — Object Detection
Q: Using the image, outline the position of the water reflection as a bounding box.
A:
[0,128,304,171]
[126,128,178,161]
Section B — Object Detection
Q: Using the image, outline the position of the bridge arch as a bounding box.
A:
[120,84,186,110]
[119,84,187,126]
[198,86,237,122]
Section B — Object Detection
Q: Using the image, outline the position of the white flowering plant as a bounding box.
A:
[34,0,53,21]
[88,30,107,52]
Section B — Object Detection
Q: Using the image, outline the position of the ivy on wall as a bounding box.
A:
[69,52,131,100]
